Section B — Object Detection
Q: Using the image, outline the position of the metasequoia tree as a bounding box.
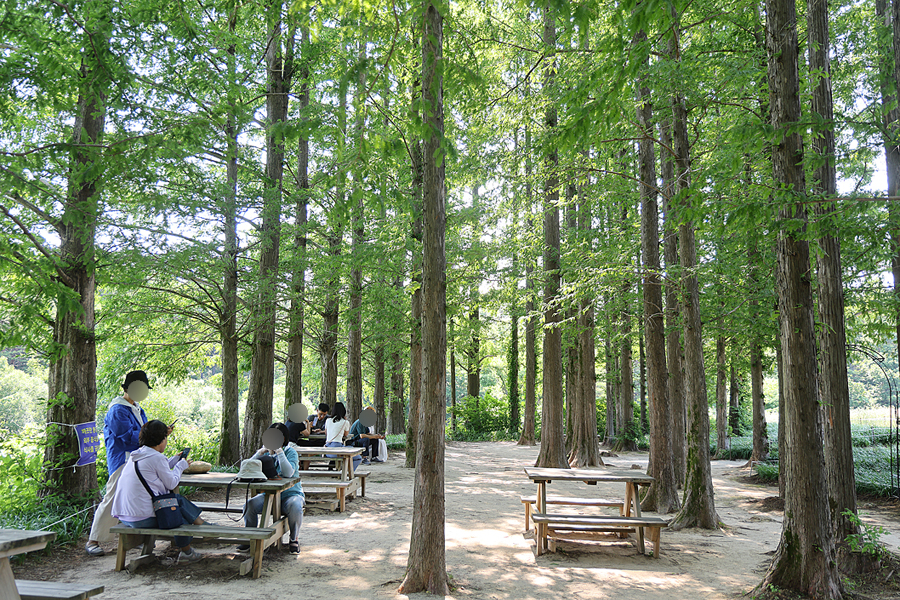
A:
[243,2,293,455]
[756,0,841,593]
[518,116,538,446]
[284,22,311,419]
[660,119,686,485]
[398,0,449,592]
[808,0,860,568]
[41,0,110,495]
[635,26,678,512]
[406,59,424,468]
[346,41,366,422]
[534,0,568,469]
[220,6,243,465]
[667,7,717,530]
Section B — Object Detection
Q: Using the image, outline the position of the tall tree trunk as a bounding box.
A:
[809,0,861,571]
[346,41,366,422]
[399,0,449,590]
[243,9,291,456]
[564,188,578,456]
[519,241,537,446]
[715,336,728,455]
[667,14,717,529]
[568,199,600,468]
[219,15,241,467]
[390,345,405,435]
[466,307,480,399]
[450,318,457,435]
[406,38,424,467]
[729,361,740,435]
[660,119,686,486]
[638,330,647,434]
[605,336,616,444]
[534,0,567,469]
[757,0,841,593]
[748,225,769,464]
[43,4,107,495]
[636,41,678,511]
[285,23,310,419]
[374,348,386,431]
[509,302,520,435]
[518,119,537,447]
[892,0,900,391]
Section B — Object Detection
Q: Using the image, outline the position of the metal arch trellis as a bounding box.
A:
[847,344,900,498]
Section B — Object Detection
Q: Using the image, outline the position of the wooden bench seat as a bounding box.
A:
[16,580,104,600]
[110,523,278,578]
[530,513,668,558]
[520,495,624,529]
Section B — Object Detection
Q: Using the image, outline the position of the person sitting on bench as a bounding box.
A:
[348,409,385,465]
[240,423,305,554]
[110,420,205,564]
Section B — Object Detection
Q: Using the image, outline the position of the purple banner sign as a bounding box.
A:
[75,421,100,466]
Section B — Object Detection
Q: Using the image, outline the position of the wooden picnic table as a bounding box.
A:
[1,529,104,599]
[290,446,365,511]
[113,473,300,579]
[524,468,660,556]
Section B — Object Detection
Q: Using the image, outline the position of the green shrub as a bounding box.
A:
[385,433,406,450]
[449,394,508,435]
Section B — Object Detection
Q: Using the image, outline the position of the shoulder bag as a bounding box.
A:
[134,460,184,530]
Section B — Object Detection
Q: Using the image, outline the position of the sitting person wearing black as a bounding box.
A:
[308,403,330,434]
[348,409,385,465]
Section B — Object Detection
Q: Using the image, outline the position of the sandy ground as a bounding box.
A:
[13,441,900,599]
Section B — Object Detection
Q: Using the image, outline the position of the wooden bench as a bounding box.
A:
[110,523,278,578]
[520,495,624,530]
[16,580,104,600]
[530,513,668,558]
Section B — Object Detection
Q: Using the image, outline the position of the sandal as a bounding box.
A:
[289,540,300,554]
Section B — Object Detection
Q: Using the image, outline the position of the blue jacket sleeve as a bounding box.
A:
[107,405,141,451]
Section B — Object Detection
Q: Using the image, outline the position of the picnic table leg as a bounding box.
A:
[538,481,547,555]
[260,492,276,528]
[1,556,22,600]
[252,539,264,578]
[629,483,646,554]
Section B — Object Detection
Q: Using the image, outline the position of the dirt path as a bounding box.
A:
[13,441,900,599]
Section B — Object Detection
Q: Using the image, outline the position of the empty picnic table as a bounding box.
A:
[523,468,665,557]
[291,446,366,511]
[1,529,104,600]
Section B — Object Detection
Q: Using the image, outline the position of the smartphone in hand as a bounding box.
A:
[179,448,191,460]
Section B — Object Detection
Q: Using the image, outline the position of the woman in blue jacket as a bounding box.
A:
[85,370,166,556]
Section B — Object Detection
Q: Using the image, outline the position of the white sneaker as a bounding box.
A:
[177,549,203,564]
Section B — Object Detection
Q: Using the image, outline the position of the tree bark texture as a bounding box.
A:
[518,116,537,447]
[519,249,537,446]
[43,8,106,494]
[660,119,686,486]
[399,0,450,591]
[716,336,728,454]
[534,1,567,470]
[758,0,842,594]
[809,0,861,569]
[346,42,365,422]
[748,229,769,463]
[219,25,241,466]
[390,347,405,435]
[729,362,740,435]
[509,303,520,435]
[243,10,290,456]
[406,47,424,467]
[568,200,600,468]
[636,47,679,511]
[284,24,310,420]
[667,22,717,528]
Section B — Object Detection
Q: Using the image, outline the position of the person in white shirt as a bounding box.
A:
[324,402,361,470]
[111,420,205,564]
